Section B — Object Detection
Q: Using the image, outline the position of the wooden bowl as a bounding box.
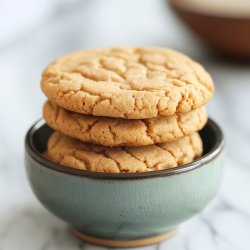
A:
[170,0,250,59]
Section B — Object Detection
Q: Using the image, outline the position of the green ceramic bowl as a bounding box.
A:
[25,118,224,247]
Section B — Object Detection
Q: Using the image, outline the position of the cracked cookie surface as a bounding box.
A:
[44,100,207,146]
[41,47,214,119]
[47,131,203,173]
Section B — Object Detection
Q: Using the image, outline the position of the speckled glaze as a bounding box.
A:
[25,119,224,242]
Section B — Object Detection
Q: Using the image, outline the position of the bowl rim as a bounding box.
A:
[25,118,225,180]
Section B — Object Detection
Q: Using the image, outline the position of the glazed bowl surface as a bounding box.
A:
[25,118,224,245]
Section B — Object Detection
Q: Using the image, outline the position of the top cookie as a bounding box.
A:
[41,47,214,119]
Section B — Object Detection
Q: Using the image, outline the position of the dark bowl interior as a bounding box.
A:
[25,118,224,179]
[169,0,250,59]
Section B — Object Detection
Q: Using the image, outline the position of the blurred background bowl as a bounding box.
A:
[170,0,250,59]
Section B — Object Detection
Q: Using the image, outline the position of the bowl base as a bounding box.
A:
[71,228,176,248]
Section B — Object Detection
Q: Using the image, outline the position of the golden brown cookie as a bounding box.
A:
[41,47,214,119]
[43,100,207,147]
[47,131,203,173]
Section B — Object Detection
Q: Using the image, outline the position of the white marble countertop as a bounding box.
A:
[0,0,250,249]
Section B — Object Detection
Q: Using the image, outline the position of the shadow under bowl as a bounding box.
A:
[170,0,250,59]
[25,118,225,247]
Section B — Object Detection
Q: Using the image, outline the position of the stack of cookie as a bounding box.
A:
[41,47,214,173]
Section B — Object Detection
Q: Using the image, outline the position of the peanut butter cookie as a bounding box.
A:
[47,131,203,173]
[43,100,207,146]
[41,47,213,119]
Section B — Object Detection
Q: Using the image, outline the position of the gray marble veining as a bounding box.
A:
[0,0,250,249]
